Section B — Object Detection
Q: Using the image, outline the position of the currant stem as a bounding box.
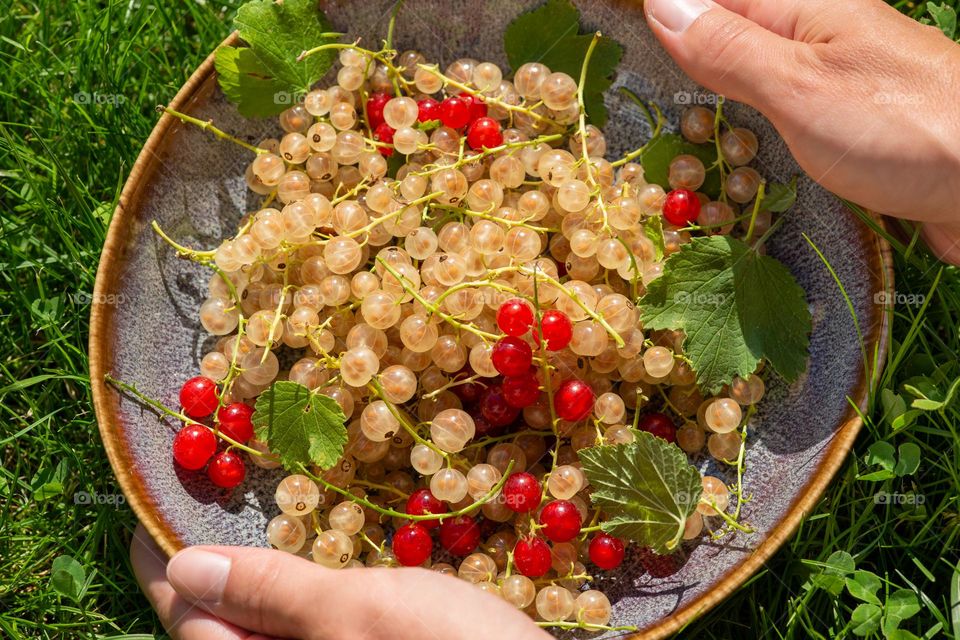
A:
[159,106,267,155]
[367,380,449,460]
[537,621,640,633]
[744,181,766,244]
[151,221,217,262]
[612,89,665,167]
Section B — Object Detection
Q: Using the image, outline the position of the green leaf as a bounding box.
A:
[904,376,960,411]
[643,214,665,262]
[216,0,337,117]
[51,555,86,601]
[577,433,702,553]
[885,629,920,640]
[865,441,896,471]
[892,409,921,432]
[763,176,798,212]
[894,443,921,477]
[252,381,348,471]
[639,235,812,393]
[881,389,907,426]
[928,2,958,39]
[850,603,883,636]
[641,133,721,199]
[31,458,69,501]
[811,550,855,596]
[503,0,623,126]
[950,558,960,640]
[885,589,921,623]
[847,570,882,605]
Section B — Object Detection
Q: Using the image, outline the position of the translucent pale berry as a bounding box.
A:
[503,472,541,513]
[496,298,535,337]
[637,412,677,443]
[589,533,625,570]
[217,403,254,443]
[513,537,552,578]
[438,96,471,129]
[417,98,439,122]
[438,516,480,556]
[538,500,582,542]
[393,523,433,566]
[663,189,701,226]
[179,376,219,418]
[172,424,217,470]
[207,451,246,488]
[405,488,448,529]
[479,385,520,427]
[491,336,533,377]
[466,117,502,150]
[554,379,595,422]
[534,310,573,351]
[502,371,541,408]
[365,92,390,129]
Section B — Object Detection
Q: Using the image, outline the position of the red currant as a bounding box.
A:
[637,412,677,444]
[479,385,520,427]
[589,533,625,570]
[466,117,502,150]
[533,310,573,351]
[538,500,582,542]
[207,450,246,488]
[554,379,595,422]
[438,516,480,556]
[497,298,535,337]
[462,93,488,121]
[663,189,701,226]
[179,376,219,419]
[438,96,471,129]
[502,472,541,513]
[513,537,552,578]
[217,403,254,443]
[366,92,390,129]
[491,336,533,377]
[393,523,433,566]
[374,122,395,157]
[172,424,217,470]
[405,488,448,530]
[417,98,439,122]
[502,371,541,408]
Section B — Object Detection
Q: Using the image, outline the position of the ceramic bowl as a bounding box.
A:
[90,1,893,636]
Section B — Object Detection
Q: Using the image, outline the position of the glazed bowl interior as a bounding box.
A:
[90,0,891,637]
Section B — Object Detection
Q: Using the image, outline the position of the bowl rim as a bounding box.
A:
[89,30,895,639]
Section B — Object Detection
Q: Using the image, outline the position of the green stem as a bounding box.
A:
[159,106,266,155]
[744,181,766,244]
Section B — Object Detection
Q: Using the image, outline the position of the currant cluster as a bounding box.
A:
[158,42,773,631]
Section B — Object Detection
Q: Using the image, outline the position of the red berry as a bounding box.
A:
[393,523,434,566]
[491,336,533,377]
[502,371,541,408]
[533,310,573,351]
[172,424,217,470]
[207,451,246,488]
[497,298,535,337]
[217,403,254,443]
[405,488,448,530]
[513,537,552,578]
[479,385,520,427]
[179,376,219,418]
[554,379,595,422]
[438,516,481,556]
[417,98,439,122]
[589,533,625,570]
[538,500,582,542]
[366,92,390,129]
[502,472,542,513]
[663,189,701,226]
[466,117,502,150]
[637,412,678,443]
[438,96,471,129]
[374,123,395,157]
[460,93,488,122]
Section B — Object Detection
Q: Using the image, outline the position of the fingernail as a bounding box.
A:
[167,548,231,604]
[647,0,711,33]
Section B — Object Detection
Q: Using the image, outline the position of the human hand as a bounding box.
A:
[643,0,960,261]
[130,523,551,640]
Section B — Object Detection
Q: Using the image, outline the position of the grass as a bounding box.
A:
[0,0,957,638]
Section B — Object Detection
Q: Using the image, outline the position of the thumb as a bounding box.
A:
[644,0,804,109]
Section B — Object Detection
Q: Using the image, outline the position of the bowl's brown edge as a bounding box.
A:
[88,30,895,637]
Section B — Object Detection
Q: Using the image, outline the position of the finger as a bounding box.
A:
[643,0,807,109]
[131,524,271,640]
[712,0,899,41]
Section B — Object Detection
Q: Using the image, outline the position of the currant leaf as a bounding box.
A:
[503,0,622,126]
[252,381,348,471]
[764,176,798,212]
[640,235,811,394]
[578,433,702,554]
